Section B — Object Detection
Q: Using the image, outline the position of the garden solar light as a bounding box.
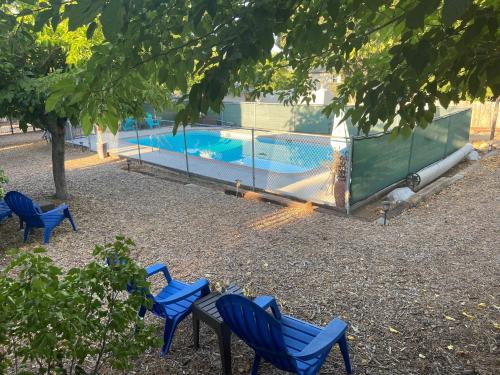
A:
[382,200,390,225]
[235,179,242,197]
[126,159,131,172]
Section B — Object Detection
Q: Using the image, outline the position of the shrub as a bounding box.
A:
[0,169,7,199]
[0,237,160,374]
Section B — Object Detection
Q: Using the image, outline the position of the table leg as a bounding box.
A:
[217,325,232,375]
[192,314,200,349]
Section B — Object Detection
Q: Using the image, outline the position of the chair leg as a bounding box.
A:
[135,306,147,333]
[23,226,31,242]
[192,315,200,349]
[138,306,147,319]
[43,227,53,244]
[65,208,77,231]
[338,335,352,374]
[251,354,261,375]
[160,318,176,356]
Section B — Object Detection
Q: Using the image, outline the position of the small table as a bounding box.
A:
[192,285,243,375]
[19,200,56,229]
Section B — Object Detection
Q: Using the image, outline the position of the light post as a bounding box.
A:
[382,200,390,225]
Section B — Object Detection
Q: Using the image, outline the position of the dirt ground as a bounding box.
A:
[0,132,499,374]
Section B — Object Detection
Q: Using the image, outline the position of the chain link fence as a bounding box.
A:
[64,104,473,213]
[0,118,38,135]
[66,117,350,209]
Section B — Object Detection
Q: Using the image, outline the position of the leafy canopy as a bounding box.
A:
[0,1,92,130]
[19,0,500,135]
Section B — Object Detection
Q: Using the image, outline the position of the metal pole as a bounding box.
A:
[253,102,257,129]
[406,130,415,175]
[183,125,190,177]
[251,128,256,191]
[443,116,451,158]
[489,96,499,152]
[345,136,354,215]
[135,121,142,164]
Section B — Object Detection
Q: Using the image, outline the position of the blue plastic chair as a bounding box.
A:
[0,199,12,222]
[4,191,76,244]
[121,117,137,131]
[216,294,352,375]
[145,112,160,129]
[139,263,210,355]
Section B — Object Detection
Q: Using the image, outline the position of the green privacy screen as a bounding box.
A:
[350,108,471,205]
[220,103,334,134]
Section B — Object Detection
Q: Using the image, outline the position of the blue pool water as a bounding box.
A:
[130,131,336,173]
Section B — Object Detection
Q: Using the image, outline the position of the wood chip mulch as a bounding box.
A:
[1,133,498,374]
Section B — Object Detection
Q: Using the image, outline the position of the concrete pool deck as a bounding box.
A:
[71,127,341,206]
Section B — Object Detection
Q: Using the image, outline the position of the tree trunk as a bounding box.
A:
[50,120,68,200]
[8,116,14,134]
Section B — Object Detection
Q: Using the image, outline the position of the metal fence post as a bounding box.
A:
[183,125,190,177]
[251,128,256,191]
[443,116,452,157]
[253,102,257,129]
[345,136,354,215]
[135,121,142,164]
[406,130,416,174]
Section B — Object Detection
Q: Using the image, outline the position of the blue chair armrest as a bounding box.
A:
[42,204,69,216]
[254,295,282,320]
[145,263,172,282]
[155,278,209,305]
[293,318,348,361]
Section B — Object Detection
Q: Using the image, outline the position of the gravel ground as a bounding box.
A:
[1,133,499,375]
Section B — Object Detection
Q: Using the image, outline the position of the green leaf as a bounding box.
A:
[326,0,340,21]
[86,21,97,39]
[45,92,62,112]
[101,0,124,40]
[442,0,472,27]
[34,10,52,32]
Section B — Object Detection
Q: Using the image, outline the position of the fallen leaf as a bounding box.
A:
[419,354,426,359]
[462,311,475,320]
[389,327,400,334]
[447,344,454,350]
[444,315,456,321]
[477,303,487,309]
[493,323,500,330]
[347,335,355,340]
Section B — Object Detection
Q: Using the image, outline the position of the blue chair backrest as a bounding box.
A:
[122,117,136,130]
[4,191,44,227]
[216,294,296,372]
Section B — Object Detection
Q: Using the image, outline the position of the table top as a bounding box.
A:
[193,284,243,323]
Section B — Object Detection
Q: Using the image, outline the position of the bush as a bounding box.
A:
[0,169,7,199]
[0,237,160,374]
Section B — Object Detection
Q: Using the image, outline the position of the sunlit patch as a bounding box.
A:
[0,142,37,152]
[247,202,316,231]
[65,155,121,171]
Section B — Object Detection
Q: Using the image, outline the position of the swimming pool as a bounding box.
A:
[129,131,336,173]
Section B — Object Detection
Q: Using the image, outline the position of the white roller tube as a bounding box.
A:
[415,143,473,190]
